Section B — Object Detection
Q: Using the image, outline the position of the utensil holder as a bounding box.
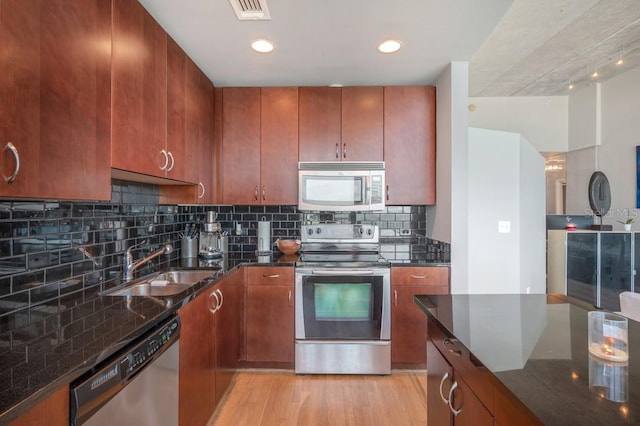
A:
[181,237,198,259]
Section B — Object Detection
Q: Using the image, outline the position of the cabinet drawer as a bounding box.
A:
[428,318,493,414]
[246,266,294,285]
[391,267,449,287]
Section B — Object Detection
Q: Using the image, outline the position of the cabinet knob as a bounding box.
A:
[439,372,450,404]
[3,142,20,183]
[215,288,224,309]
[335,143,339,159]
[166,151,175,172]
[262,185,266,201]
[343,142,347,159]
[447,381,462,416]
[208,290,220,314]
[198,182,205,199]
[254,185,259,200]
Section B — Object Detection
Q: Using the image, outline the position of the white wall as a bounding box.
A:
[467,128,546,294]
[432,62,470,294]
[565,66,640,228]
[468,96,569,152]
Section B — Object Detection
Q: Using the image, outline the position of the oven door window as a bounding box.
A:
[301,275,384,339]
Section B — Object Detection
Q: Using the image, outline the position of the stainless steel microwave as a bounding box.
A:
[298,161,385,212]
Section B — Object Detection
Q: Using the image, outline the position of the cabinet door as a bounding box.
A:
[260,87,298,204]
[427,338,453,426]
[166,37,189,182]
[215,270,243,404]
[451,375,494,426]
[391,285,431,367]
[0,0,111,200]
[179,288,216,425]
[298,87,342,161]
[341,87,383,161]
[9,385,68,426]
[222,87,261,204]
[384,86,436,204]
[111,0,167,178]
[246,284,294,364]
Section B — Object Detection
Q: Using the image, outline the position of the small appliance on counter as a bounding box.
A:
[199,211,224,260]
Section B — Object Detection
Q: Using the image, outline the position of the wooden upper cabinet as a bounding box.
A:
[191,63,215,203]
[221,87,261,204]
[260,87,298,205]
[341,86,384,161]
[166,37,189,182]
[298,87,342,161]
[111,0,167,178]
[0,0,111,200]
[384,86,436,204]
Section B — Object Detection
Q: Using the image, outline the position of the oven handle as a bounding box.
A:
[309,270,375,275]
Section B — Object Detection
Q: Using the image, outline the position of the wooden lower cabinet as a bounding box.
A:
[178,271,243,424]
[8,385,68,426]
[391,267,449,368]
[244,267,294,365]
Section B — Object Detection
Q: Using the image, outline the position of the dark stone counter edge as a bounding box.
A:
[0,260,294,424]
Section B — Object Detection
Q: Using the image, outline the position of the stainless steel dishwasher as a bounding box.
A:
[70,315,180,425]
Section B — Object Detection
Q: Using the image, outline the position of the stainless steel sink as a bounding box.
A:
[103,269,219,297]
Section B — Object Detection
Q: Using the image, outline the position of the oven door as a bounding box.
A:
[295,268,390,340]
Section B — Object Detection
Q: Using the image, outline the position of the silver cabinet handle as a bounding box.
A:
[262,185,266,201]
[288,290,292,307]
[394,290,398,307]
[335,143,339,159]
[208,290,220,314]
[443,338,462,357]
[439,372,450,404]
[215,288,224,309]
[166,151,175,172]
[448,381,462,416]
[160,149,169,170]
[263,274,280,278]
[343,142,346,158]
[198,182,205,199]
[410,274,428,279]
[3,142,20,183]
[254,185,259,200]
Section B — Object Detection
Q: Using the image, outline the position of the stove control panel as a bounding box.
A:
[301,224,379,243]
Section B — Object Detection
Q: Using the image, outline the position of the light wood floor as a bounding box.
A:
[209,370,427,426]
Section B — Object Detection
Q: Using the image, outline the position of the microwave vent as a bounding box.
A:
[298,162,385,171]
[229,0,271,20]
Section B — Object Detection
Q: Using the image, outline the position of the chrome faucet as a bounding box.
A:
[123,240,174,282]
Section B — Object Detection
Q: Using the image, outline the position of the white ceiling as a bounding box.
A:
[138,0,640,96]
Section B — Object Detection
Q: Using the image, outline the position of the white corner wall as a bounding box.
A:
[431,62,470,294]
[468,97,569,153]
[468,128,546,294]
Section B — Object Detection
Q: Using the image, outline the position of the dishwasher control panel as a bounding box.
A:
[121,318,180,376]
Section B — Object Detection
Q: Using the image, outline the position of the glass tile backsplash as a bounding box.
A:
[0,180,449,317]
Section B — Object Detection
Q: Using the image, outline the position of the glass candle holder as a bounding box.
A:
[589,354,628,402]
[588,311,629,362]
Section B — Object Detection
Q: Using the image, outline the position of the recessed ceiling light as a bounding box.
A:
[378,40,402,54]
[251,39,274,53]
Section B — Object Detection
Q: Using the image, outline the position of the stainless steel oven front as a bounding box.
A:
[294,267,390,375]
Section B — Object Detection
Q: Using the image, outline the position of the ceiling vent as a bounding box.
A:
[229,0,271,20]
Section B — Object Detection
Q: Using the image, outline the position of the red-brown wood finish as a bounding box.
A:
[8,384,69,426]
[245,267,294,364]
[0,0,111,200]
[221,87,261,204]
[166,36,189,182]
[179,287,216,426]
[215,269,243,404]
[260,87,299,205]
[452,375,494,426]
[111,0,167,178]
[213,87,223,203]
[427,338,453,426]
[391,267,449,367]
[298,87,342,161]
[341,86,383,161]
[384,86,436,204]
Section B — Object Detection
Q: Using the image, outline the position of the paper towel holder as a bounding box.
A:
[256,216,273,256]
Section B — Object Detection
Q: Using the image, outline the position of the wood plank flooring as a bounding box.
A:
[209,370,427,426]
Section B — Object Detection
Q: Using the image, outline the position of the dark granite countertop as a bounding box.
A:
[0,256,294,423]
[415,294,640,425]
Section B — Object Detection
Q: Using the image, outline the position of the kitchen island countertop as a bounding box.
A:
[415,294,640,425]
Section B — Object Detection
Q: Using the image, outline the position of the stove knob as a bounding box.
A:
[367,228,373,236]
[307,228,314,236]
[316,227,322,235]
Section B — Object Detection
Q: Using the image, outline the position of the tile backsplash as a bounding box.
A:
[0,180,449,317]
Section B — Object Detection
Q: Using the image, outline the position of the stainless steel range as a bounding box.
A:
[295,224,390,375]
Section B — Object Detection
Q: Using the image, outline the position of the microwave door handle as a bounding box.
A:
[364,176,372,205]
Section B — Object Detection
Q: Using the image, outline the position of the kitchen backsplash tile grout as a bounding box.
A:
[0,180,449,320]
